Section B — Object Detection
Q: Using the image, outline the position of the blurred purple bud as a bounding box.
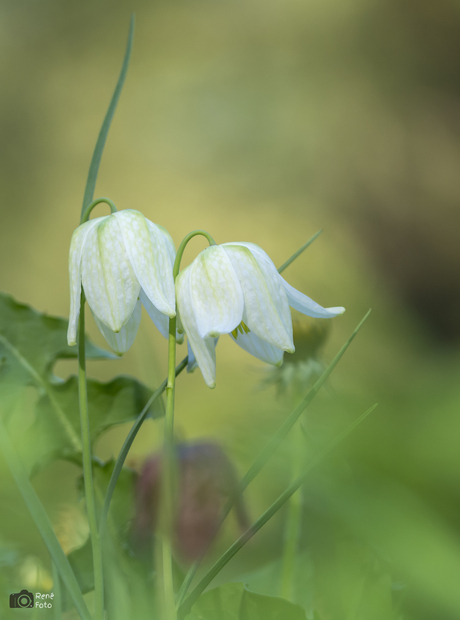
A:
[131,441,249,563]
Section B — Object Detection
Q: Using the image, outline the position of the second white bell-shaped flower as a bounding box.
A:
[176,242,345,388]
[67,209,176,354]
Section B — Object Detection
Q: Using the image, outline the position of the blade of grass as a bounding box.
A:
[0,415,91,620]
[176,310,371,605]
[99,356,188,538]
[278,230,322,274]
[51,561,62,620]
[81,14,135,216]
[178,404,377,618]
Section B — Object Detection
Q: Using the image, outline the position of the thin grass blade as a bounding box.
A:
[277,230,322,274]
[0,416,91,620]
[81,14,135,217]
[178,404,377,618]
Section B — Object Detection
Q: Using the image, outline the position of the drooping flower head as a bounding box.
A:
[68,209,176,354]
[176,242,345,388]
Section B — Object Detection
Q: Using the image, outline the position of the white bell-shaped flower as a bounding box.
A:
[176,242,345,388]
[67,209,176,354]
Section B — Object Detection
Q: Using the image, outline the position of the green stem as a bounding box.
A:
[279,423,303,600]
[80,197,117,224]
[157,230,216,619]
[158,315,178,620]
[99,356,188,539]
[173,230,216,278]
[0,416,91,620]
[178,404,377,619]
[78,295,104,620]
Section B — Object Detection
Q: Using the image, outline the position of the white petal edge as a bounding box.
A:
[67,216,108,346]
[114,210,175,318]
[140,289,182,343]
[176,266,217,388]
[190,245,244,339]
[92,299,142,355]
[230,330,284,366]
[280,277,345,318]
[223,245,294,352]
[231,241,345,319]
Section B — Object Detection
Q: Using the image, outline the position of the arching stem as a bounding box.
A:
[158,230,216,620]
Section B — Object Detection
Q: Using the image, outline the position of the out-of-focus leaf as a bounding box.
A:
[240,588,306,620]
[77,458,137,534]
[238,552,314,614]
[0,292,163,474]
[23,375,163,473]
[185,583,307,620]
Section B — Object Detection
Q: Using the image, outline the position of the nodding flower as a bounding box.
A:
[67,210,178,354]
[176,242,344,387]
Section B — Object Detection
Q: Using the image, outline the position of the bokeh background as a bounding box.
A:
[1,1,460,619]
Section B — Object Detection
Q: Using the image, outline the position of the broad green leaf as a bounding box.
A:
[238,552,314,614]
[0,292,163,474]
[188,582,244,620]
[240,588,306,620]
[22,374,163,473]
[186,583,306,620]
[77,458,137,533]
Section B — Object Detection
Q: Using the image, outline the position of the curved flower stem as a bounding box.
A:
[78,292,104,620]
[158,230,216,619]
[173,230,216,278]
[80,197,118,224]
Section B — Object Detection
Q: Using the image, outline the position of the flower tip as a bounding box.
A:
[67,338,76,347]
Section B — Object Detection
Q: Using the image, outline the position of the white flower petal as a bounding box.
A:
[223,245,294,352]
[190,245,244,339]
[92,299,142,354]
[186,340,197,373]
[81,216,140,332]
[280,277,345,318]
[176,266,217,388]
[139,288,170,340]
[233,241,345,318]
[156,224,177,267]
[67,216,108,345]
[140,289,184,343]
[113,210,175,318]
[230,330,284,366]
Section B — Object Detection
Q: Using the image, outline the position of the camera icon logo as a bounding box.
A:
[9,589,34,609]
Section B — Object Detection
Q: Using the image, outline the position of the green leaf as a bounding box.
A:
[186,583,306,620]
[0,292,163,473]
[240,588,306,620]
[238,552,314,615]
[23,374,163,473]
[81,14,134,215]
[78,458,137,533]
[188,582,244,620]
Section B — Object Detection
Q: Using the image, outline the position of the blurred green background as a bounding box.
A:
[1,1,460,619]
